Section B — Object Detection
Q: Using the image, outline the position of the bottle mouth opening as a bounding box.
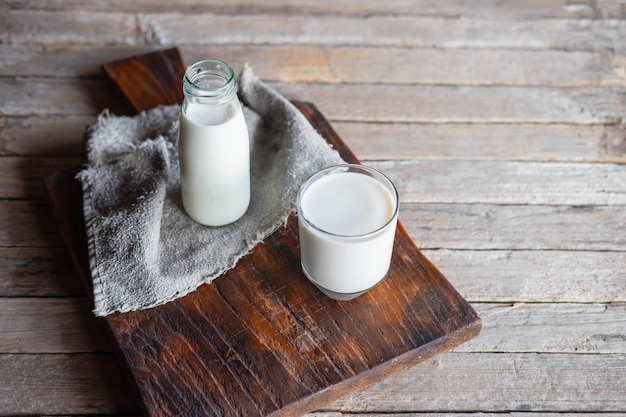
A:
[183,59,237,103]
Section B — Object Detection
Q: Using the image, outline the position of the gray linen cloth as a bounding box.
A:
[78,65,344,316]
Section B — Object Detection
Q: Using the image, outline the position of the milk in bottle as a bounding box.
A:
[179,59,250,226]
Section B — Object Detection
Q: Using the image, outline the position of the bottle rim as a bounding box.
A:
[183,59,237,104]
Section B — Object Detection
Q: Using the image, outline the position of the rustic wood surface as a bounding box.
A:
[1,1,625,416]
[43,79,481,416]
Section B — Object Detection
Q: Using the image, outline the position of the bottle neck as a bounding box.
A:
[182,59,237,106]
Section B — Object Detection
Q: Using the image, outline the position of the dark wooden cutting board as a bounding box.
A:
[44,48,481,417]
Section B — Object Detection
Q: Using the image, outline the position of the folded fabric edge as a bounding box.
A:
[75,167,108,315]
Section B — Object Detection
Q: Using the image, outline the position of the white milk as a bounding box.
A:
[179,101,250,226]
[298,168,398,296]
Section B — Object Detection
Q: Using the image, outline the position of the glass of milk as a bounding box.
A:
[179,59,250,226]
[297,164,399,300]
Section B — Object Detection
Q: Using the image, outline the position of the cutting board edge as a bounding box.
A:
[267,316,482,417]
[42,95,482,417]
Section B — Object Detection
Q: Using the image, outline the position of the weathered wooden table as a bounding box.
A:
[1,1,625,416]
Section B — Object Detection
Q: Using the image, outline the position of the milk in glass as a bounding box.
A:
[297,165,399,299]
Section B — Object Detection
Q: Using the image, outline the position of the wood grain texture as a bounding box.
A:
[403,203,626,251]
[4,2,626,416]
[7,0,617,19]
[0,78,131,116]
[3,113,625,163]
[4,10,626,51]
[1,352,624,415]
[102,47,185,111]
[2,248,624,303]
[0,200,65,247]
[0,114,92,156]
[5,199,625,252]
[0,247,84,297]
[7,157,626,203]
[42,49,481,417]
[0,156,84,198]
[3,299,624,355]
[3,44,626,88]
[424,250,626,303]
[0,297,112,353]
[0,353,139,415]
[334,122,626,163]
[462,302,626,354]
[4,78,626,125]
[371,160,626,205]
[275,83,626,124]
[331,352,626,413]
[44,111,481,417]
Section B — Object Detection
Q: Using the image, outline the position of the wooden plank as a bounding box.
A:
[461,302,626,354]
[403,203,626,251]
[0,297,112,353]
[0,200,64,247]
[1,10,146,46]
[2,352,624,415]
[0,353,139,415]
[2,247,624,303]
[102,47,185,111]
[3,44,626,88]
[2,4,625,417]
[330,352,626,413]
[0,44,163,78]
[3,113,625,162]
[4,199,625,251]
[5,0,612,19]
[3,299,624,355]
[0,156,84,198]
[0,78,131,117]
[0,114,91,157]
[315,47,626,87]
[3,78,626,125]
[3,11,626,51]
[369,160,626,205]
[423,249,626,303]
[336,122,626,163]
[44,95,480,417]
[5,157,626,203]
[118,14,626,52]
[275,83,626,124]
[0,247,84,297]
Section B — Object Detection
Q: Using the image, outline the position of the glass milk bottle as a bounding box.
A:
[179,59,250,226]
